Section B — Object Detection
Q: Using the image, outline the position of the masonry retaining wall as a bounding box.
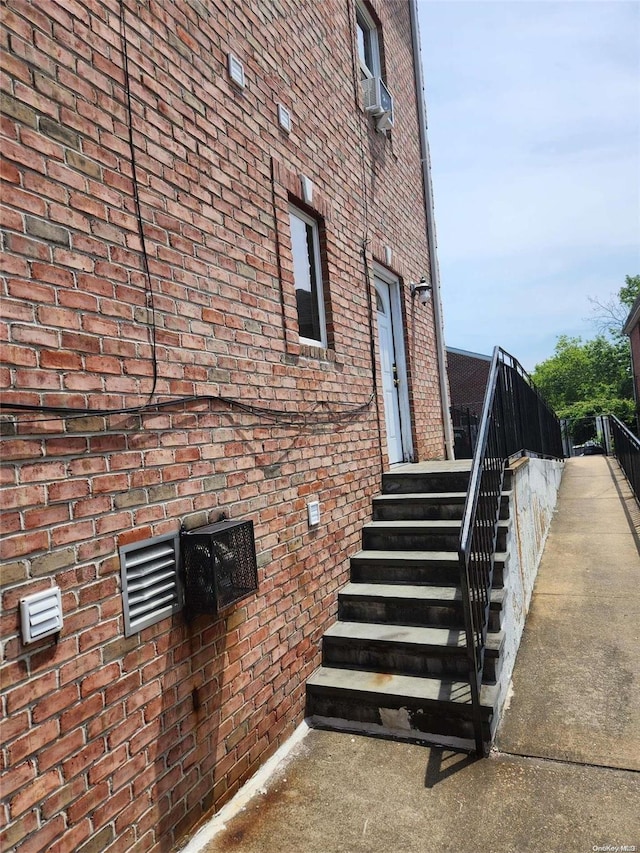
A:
[495,457,565,722]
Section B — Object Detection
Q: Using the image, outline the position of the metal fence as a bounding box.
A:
[458,347,563,756]
[609,414,640,504]
[450,405,480,459]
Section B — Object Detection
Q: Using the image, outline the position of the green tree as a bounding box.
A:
[532,275,639,435]
[590,274,640,339]
[533,335,632,414]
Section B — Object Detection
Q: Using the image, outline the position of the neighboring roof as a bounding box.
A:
[446,346,492,362]
[622,294,640,336]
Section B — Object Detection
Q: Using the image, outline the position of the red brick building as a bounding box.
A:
[0,1,451,850]
[623,294,640,431]
[446,347,492,417]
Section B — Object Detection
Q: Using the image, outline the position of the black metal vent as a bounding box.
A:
[181,519,258,614]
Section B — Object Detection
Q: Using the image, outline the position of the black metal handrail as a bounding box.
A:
[458,347,563,756]
[608,414,640,503]
[450,405,480,459]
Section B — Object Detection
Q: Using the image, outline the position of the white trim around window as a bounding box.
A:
[355,1,381,80]
[288,205,327,348]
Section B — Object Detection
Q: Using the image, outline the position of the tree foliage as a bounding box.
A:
[533,335,632,413]
[532,276,638,430]
[589,274,640,339]
[618,274,640,310]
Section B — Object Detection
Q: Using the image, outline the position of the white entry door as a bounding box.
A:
[375,276,409,464]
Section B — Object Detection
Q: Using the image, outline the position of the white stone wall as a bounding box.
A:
[494,457,565,724]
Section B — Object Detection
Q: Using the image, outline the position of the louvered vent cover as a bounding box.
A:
[20,587,63,644]
[119,532,182,637]
[181,520,258,614]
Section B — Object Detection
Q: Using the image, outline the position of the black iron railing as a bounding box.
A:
[450,405,480,459]
[458,347,563,756]
[608,414,640,504]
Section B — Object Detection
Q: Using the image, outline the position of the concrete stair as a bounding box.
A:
[362,519,509,552]
[306,460,510,751]
[307,667,497,745]
[337,583,505,632]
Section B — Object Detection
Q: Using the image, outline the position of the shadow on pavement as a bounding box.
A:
[424,747,479,789]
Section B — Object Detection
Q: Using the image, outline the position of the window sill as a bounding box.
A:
[299,343,337,362]
[282,346,342,368]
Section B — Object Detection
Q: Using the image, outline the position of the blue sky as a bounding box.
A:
[417,0,640,372]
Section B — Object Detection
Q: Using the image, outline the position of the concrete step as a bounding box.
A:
[372,492,511,521]
[362,520,509,553]
[321,621,504,682]
[349,550,508,588]
[338,582,504,631]
[382,463,471,496]
[382,462,512,497]
[373,492,467,521]
[306,666,497,748]
[305,463,513,751]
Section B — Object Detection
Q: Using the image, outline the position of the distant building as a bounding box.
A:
[622,295,640,431]
[445,347,492,457]
[446,347,492,415]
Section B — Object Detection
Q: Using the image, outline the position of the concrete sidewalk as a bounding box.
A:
[180,457,639,853]
[496,456,640,770]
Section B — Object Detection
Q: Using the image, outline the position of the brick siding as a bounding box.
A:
[1,1,446,851]
[447,348,492,416]
[628,324,640,413]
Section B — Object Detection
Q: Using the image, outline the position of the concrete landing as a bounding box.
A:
[182,729,638,853]
[390,460,473,473]
[496,456,640,770]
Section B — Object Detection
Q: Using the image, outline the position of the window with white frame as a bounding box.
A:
[356,1,381,80]
[288,205,327,348]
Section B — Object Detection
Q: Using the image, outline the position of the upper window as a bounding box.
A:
[289,206,327,347]
[356,2,381,80]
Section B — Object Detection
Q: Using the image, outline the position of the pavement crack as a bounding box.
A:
[491,747,639,774]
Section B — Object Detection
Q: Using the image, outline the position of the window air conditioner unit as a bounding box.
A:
[181,519,258,615]
[362,76,394,130]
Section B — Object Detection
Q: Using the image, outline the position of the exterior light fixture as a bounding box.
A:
[410,275,432,305]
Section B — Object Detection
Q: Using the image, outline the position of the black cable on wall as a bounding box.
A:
[2,2,376,433]
[119,0,158,401]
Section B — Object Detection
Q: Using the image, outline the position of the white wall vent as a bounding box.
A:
[361,76,394,130]
[227,53,245,88]
[307,500,320,527]
[20,587,63,644]
[278,103,292,134]
[120,532,182,637]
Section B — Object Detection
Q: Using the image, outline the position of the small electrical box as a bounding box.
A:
[181,519,258,615]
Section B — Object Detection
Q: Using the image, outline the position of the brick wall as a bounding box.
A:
[0,1,446,851]
[447,347,492,416]
[629,324,640,414]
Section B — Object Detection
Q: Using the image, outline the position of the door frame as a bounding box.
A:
[374,265,414,463]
